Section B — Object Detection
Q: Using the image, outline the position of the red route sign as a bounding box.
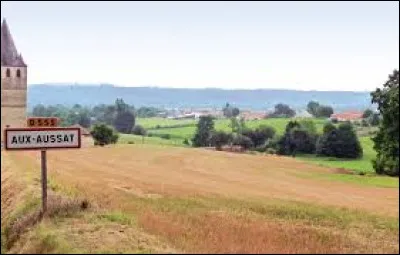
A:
[27,117,60,128]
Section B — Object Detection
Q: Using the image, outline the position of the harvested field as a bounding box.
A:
[1,144,399,253]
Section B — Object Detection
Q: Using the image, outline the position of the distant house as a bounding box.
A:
[330,111,363,122]
[240,111,266,121]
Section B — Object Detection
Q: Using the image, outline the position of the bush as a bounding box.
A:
[361,119,369,127]
[132,125,147,136]
[211,131,233,150]
[276,121,316,156]
[91,124,119,146]
[266,148,277,155]
[241,125,276,148]
[316,122,363,159]
[183,138,190,146]
[232,134,253,150]
[160,134,171,140]
[331,118,338,124]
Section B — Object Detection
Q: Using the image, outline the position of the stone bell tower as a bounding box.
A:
[1,19,28,141]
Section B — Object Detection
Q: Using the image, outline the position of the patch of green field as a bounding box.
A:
[137,117,330,141]
[295,172,398,188]
[119,134,186,147]
[136,118,197,129]
[298,137,376,173]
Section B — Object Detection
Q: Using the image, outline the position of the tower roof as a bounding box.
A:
[1,19,27,67]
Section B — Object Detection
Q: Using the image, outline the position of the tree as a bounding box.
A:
[316,122,362,159]
[32,104,47,117]
[371,69,399,176]
[132,125,147,136]
[78,111,91,128]
[211,131,233,150]
[91,124,119,146]
[232,134,254,150]
[316,106,334,118]
[323,122,336,134]
[369,113,380,126]
[223,103,240,118]
[113,99,136,134]
[270,104,296,118]
[241,125,276,148]
[192,115,215,147]
[229,116,246,133]
[363,109,374,119]
[307,101,334,118]
[307,101,320,116]
[114,111,135,134]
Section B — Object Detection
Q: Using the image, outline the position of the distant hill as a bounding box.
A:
[27,84,373,111]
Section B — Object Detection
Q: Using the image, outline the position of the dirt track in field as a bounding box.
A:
[4,144,399,217]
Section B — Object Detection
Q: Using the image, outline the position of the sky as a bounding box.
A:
[1,1,399,91]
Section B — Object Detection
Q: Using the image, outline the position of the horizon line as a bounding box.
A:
[28,83,373,93]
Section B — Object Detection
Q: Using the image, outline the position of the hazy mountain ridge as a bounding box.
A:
[27,84,373,111]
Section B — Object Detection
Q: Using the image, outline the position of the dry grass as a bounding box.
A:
[139,211,372,254]
[1,144,399,254]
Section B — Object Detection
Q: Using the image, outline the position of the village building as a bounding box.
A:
[1,19,28,142]
[330,111,364,122]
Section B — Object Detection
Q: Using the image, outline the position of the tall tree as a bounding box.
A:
[192,116,215,147]
[307,101,320,116]
[371,69,399,176]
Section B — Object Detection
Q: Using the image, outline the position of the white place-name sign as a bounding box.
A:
[4,128,81,150]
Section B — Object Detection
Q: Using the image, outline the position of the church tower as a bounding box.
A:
[1,19,28,141]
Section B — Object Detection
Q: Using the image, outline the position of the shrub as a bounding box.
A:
[160,134,171,140]
[361,119,369,127]
[183,138,190,146]
[232,134,253,150]
[211,131,233,150]
[331,118,338,124]
[91,124,119,146]
[316,122,363,159]
[132,125,147,136]
[266,148,277,155]
[241,125,276,148]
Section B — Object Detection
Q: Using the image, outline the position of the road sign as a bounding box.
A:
[27,117,59,128]
[4,127,81,151]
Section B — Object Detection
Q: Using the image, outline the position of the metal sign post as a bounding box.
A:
[4,125,81,215]
[41,150,48,214]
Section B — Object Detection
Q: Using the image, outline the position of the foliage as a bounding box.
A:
[306,101,334,118]
[269,103,296,118]
[136,107,164,118]
[211,131,233,150]
[192,116,215,147]
[307,101,320,116]
[371,69,399,176]
[113,99,136,134]
[132,125,147,136]
[232,134,254,150]
[363,109,374,119]
[241,125,276,148]
[91,124,119,146]
[223,103,240,118]
[316,105,334,118]
[276,121,317,156]
[369,113,380,126]
[316,122,363,159]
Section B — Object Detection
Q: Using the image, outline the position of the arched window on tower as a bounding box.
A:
[16,69,21,78]
[6,68,11,77]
